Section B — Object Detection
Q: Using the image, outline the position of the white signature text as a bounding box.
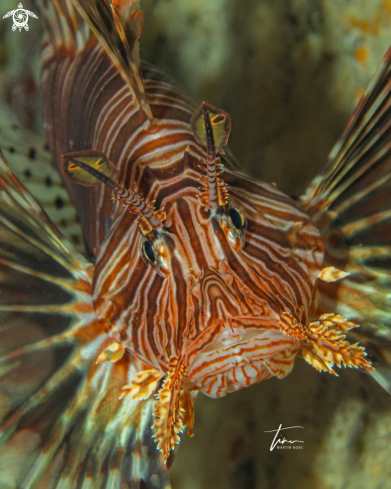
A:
[264,424,304,451]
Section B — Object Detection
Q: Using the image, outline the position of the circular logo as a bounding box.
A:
[3,3,38,32]
[12,8,29,31]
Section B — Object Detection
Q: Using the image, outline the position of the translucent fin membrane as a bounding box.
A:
[300,46,391,394]
[0,150,170,488]
[71,0,153,122]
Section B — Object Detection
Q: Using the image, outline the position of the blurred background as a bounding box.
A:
[1,0,391,487]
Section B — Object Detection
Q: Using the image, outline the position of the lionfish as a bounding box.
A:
[0,0,390,487]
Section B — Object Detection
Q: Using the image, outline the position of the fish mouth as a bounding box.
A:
[183,316,301,398]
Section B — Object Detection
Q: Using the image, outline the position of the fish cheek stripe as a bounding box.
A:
[59,110,371,466]
[4,1,384,485]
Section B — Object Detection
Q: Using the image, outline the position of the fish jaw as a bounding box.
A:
[182,317,302,398]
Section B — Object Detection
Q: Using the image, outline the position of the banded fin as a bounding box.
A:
[0,116,84,252]
[36,0,90,53]
[191,103,231,211]
[197,170,229,208]
[0,150,170,488]
[300,46,391,394]
[71,0,153,121]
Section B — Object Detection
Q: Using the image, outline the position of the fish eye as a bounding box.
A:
[140,238,171,277]
[143,240,156,264]
[229,208,244,230]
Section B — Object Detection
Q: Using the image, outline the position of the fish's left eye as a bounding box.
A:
[229,208,245,230]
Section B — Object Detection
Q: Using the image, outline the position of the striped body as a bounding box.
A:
[0,1,382,482]
[41,35,195,252]
[41,34,324,398]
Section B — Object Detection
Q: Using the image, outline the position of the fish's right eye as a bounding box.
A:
[140,238,171,278]
[220,205,247,251]
[229,208,245,230]
[143,240,156,264]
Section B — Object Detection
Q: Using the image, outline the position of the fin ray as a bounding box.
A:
[0,151,170,488]
[300,47,391,394]
[70,0,153,121]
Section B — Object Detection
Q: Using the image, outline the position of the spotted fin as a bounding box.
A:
[0,150,170,488]
[0,118,84,252]
[300,46,391,394]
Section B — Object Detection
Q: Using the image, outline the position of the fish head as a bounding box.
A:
[92,160,324,398]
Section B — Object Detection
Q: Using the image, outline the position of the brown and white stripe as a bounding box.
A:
[40,3,324,398]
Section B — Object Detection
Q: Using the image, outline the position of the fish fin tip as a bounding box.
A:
[300,46,391,393]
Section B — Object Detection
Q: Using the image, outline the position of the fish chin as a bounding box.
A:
[184,317,301,398]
